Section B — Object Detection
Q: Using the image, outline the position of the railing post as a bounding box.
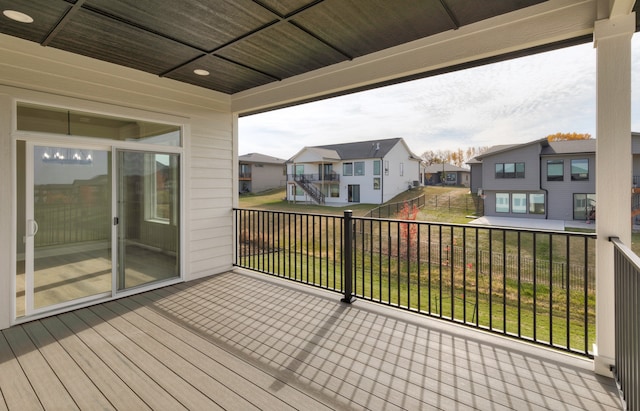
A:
[341,210,355,303]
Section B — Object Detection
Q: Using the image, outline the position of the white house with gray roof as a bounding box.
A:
[287,138,423,204]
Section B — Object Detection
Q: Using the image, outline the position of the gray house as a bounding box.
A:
[238,153,286,193]
[469,138,596,221]
[424,163,470,187]
[469,134,640,221]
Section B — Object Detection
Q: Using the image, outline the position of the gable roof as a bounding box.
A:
[238,153,286,164]
[289,137,421,162]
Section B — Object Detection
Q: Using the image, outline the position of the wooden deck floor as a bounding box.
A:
[0,269,622,410]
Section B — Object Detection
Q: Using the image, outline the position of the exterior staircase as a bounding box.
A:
[294,174,325,204]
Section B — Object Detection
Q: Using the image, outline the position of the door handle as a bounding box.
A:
[28,219,39,236]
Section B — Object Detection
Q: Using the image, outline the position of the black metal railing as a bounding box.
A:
[288,172,340,182]
[234,208,596,356]
[610,237,639,411]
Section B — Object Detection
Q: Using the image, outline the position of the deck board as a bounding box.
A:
[0,270,623,410]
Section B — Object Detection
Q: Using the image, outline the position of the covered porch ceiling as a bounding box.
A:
[0,0,637,114]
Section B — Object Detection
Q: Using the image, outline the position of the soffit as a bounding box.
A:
[0,0,548,95]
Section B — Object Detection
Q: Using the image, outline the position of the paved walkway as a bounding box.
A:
[468,216,595,231]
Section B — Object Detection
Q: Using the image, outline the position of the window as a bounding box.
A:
[547,160,564,181]
[446,172,457,183]
[400,162,404,176]
[512,193,527,213]
[496,193,509,213]
[573,193,596,220]
[571,159,589,181]
[373,160,381,176]
[384,160,389,175]
[145,153,177,223]
[529,193,545,214]
[295,164,304,175]
[330,185,339,197]
[343,162,353,176]
[373,177,380,190]
[495,162,525,178]
[354,161,365,176]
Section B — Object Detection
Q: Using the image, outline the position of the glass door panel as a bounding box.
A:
[25,144,112,313]
[117,151,180,291]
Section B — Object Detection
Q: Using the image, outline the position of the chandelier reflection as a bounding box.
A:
[42,148,93,165]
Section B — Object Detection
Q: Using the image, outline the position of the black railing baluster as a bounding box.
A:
[475,228,479,327]
[502,230,506,334]
[489,229,493,330]
[549,234,553,346]
[566,236,571,350]
[517,232,521,338]
[341,210,354,303]
[533,233,537,343]
[417,225,422,313]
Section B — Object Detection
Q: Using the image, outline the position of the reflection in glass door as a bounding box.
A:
[22,144,112,315]
[117,151,180,291]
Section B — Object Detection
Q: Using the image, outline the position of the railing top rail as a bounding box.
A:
[233,207,596,238]
[353,215,597,237]
[610,236,640,268]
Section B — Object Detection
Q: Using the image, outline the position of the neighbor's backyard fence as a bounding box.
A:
[234,208,596,357]
[365,193,483,218]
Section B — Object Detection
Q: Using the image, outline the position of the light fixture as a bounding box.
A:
[3,10,34,23]
[42,148,93,165]
[193,69,210,76]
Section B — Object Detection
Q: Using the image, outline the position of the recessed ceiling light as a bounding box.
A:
[3,10,34,23]
[193,69,210,76]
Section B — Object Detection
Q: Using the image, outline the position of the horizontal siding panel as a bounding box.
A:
[190,209,232,221]
[190,137,232,150]
[190,246,232,263]
[190,199,232,210]
[191,188,232,200]
[190,157,232,169]
[190,168,232,179]
[190,147,232,161]
[188,217,232,231]
[188,261,232,279]
[191,178,233,189]
[190,226,232,242]
[190,235,233,252]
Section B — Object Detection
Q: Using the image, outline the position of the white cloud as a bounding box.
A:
[240,35,640,160]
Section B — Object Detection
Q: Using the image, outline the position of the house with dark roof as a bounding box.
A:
[238,153,286,193]
[287,138,423,204]
[468,134,640,221]
[423,163,471,187]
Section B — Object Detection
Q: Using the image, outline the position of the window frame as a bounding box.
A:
[571,159,589,181]
[354,161,365,176]
[496,193,510,213]
[343,162,353,176]
[547,160,564,181]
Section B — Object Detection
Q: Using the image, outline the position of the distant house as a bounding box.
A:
[468,138,596,220]
[287,138,423,204]
[424,163,470,187]
[238,153,286,193]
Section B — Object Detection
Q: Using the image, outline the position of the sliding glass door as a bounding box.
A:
[117,150,180,290]
[22,143,112,315]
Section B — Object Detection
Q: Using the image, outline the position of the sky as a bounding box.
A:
[239,35,640,161]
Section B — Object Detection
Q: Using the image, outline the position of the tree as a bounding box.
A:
[546,132,592,141]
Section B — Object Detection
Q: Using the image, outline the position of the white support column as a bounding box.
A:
[593,12,635,376]
[0,95,13,330]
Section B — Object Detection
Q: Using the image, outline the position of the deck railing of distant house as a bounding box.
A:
[610,237,639,411]
[234,208,596,356]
